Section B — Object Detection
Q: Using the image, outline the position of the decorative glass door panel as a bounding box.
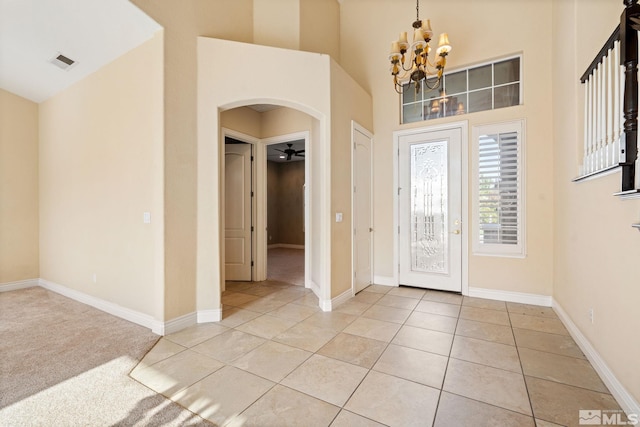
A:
[410,141,448,274]
[399,127,462,292]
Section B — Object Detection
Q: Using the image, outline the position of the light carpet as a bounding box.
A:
[0,287,212,426]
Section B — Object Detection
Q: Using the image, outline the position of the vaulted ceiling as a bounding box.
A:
[0,0,161,103]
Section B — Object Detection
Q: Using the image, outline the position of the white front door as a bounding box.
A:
[225,143,252,281]
[398,127,462,292]
[353,125,373,293]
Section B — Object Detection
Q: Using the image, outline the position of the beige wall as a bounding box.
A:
[221,107,262,139]
[267,161,305,246]
[553,0,640,405]
[254,0,300,50]
[262,107,314,139]
[132,0,253,319]
[330,59,374,297]
[0,90,39,283]
[198,36,371,304]
[197,36,333,306]
[253,0,340,61]
[300,0,340,60]
[340,0,555,296]
[38,33,164,319]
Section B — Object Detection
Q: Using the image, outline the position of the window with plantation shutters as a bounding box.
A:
[472,120,525,257]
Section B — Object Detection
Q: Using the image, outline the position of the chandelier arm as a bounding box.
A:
[401,60,414,73]
[423,77,442,91]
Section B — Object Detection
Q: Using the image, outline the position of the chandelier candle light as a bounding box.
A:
[389,0,451,94]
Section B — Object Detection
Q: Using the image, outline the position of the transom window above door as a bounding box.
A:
[401,56,522,124]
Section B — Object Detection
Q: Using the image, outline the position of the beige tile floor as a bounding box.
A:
[131,282,624,427]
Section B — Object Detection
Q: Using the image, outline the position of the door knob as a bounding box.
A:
[452,230,461,235]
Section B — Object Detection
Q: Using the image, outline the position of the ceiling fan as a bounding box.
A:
[275,143,305,161]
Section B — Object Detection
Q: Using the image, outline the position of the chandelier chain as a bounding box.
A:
[416,0,419,22]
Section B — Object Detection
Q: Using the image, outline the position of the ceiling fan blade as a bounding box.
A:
[295,149,305,155]
[274,149,286,153]
[287,153,293,161]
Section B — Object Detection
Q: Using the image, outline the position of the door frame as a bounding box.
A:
[222,128,261,284]
[222,128,311,288]
[392,121,469,295]
[261,131,311,290]
[351,121,374,295]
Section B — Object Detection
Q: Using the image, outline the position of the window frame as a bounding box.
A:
[471,119,526,258]
[400,54,523,125]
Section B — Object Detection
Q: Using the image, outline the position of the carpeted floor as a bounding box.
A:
[267,248,304,286]
[0,287,212,426]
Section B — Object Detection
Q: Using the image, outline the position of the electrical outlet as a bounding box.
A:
[92,273,97,284]
[588,308,594,324]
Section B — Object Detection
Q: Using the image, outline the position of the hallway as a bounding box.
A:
[267,247,304,286]
[131,282,624,426]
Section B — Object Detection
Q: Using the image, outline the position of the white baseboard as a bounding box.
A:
[267,244,304,250]
[160,311,197,336]
[320,288,353,312]
[0,278,39,292]
[307,279,321,296]
[39,279,164,334]
[373,275,396,287]
[468,286,552,307]
[197,308,222,323]
[7,278,222,336]
[553,299,640,417]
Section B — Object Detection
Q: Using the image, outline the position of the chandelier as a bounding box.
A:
[389,0,451,94]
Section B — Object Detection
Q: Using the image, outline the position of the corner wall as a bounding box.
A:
[340,0,555,296]
[132,0,254,320]
[38,33,164,320]
[330,59,373,298]
[0,89,39,283]
[552,0,640,406]
[197,37,332,308]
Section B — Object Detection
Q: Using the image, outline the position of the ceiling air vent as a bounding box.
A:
[49,53,77,71]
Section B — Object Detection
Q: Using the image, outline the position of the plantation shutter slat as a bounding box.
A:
[477,130,520,246]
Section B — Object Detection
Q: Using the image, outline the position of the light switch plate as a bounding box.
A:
[336,212,343,222]
[143,212,151,224]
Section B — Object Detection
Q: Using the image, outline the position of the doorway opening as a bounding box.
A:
[266,140,306,286]
[220,105,316,301]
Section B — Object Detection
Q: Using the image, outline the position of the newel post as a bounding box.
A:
[620,0,640,191]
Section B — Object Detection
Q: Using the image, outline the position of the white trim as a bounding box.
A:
[197,308,222,323]
[574,166,621,183]
[161,312,197,336]
[351,120,375,296]
[0,278,39,292]
[222,128,262,282]
[468,286,552,306]
[320,288,353,312]
[260,131,312,291]
[373,275,396,287]
[267,244,305,250]
[393,121,469,296]
[553,299,640,417]
[400,54,523,124]
[38,279,164,334]
[308,279,321,296]
[471,119,527,258]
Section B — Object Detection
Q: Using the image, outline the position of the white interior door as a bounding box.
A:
[399,127,462,292]
[225,143,252,281]
[353,126,373,293]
